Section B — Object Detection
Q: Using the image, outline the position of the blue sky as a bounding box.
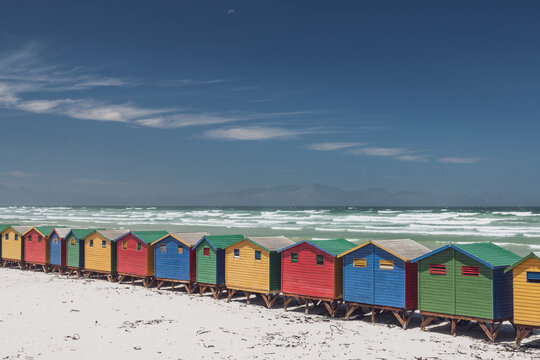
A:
[1,1,540,201]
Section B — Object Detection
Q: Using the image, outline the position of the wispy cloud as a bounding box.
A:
[306,142,365,151]
[6,170,37,178]
[72,178,131,186]
[347,147,429,162]
[438,157,482,164]
[205,126,315,141]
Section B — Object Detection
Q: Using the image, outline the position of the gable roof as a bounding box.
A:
[411,242,521,269]
[244,236,296,252]
[11,225,32,235]
[50,228,71,238]
[66,229,97,241]
[194,235,245,251]
[338,239,431,261]
[34,226,56,237]
[117,231,169,244]
[85,229,130,241]
[152,232,209,247]
[278,238,356,257]
[0,224,15,233]
[505,252,540,273]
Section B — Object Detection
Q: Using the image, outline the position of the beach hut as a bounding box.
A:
[278,239,356,317]
[193,234,245,299]
[0,224,13,261]
[83,229,129,281]
[65,229,96,277]
[224,236,295,308]
[48,228,71,274]
[1,225,30,268]
[337,239,431,329]
[411,242,520,342]
[114,230,168,288]
[23,226,55,272]
[504,252,540,345]
[152,232,209,293]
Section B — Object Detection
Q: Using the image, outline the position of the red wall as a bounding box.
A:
[24,229,48,264]
[404,262,418,309]
[116,234,148,276]
[281,242,335,299]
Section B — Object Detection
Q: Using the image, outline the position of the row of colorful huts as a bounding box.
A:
[0,224,539,345]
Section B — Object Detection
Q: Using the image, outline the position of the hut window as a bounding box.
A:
[137,243,142,251]
[291,253,298,263]
[177,245,183,254]
[15,234,18,240]
[89,239,94,247]
[28,235,32,242]
[255,251,261,260]
[38,236,42,243]
[379,260,394,270]
[70,238,76,245]
[203,247,210,256]
[122,241,128,250]
[160,244,166,253]
[526,272,540,283]
[462,266,479,277]
[234,249,240,258]
[4,234,8,240]
[102,240,106,248]
[316,255,324,265]
[353,258,367,268]
[430,264,446,275]
[53,238,58,244]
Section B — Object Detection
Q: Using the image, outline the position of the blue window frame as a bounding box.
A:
[255,251,261,260]
[527,271,540,283]
[15,234,18,240]
[234,249,240,258]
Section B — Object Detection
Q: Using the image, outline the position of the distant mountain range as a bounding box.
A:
[0,182,536,207]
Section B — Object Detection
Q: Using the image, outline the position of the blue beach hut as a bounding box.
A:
[338,239,430,328]
[152,232,208,293]
[49,228,71,273]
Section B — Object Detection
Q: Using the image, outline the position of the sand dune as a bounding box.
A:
[0,268,538,359]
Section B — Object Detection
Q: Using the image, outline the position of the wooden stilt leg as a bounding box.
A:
[371,307,375,323]
[305,299,310,314]
[283,296,293,311]
[451,319,457,336]
[227,289,237,303]
[171,282,175,291]
[157,280,164,290]
[244,292,251,304]
[421,315,435,331]
[345,304,357,320]
[478,322,494,342]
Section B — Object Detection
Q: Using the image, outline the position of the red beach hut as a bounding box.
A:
[23,226,55,272]
[278,239,355,316]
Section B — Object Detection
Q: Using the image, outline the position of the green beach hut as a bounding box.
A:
[193,234,245,299]
[65,229,96,277]
[411,242,520,342]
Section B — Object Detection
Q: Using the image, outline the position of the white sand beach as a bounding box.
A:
[0,267,538,360]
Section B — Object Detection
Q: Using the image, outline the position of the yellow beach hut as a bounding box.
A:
[1,225,31,268]
[83,229,129,281]
[224,236,295,308]
[505,252,540,345]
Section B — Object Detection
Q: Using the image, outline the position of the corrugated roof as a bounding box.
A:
[456,243,520,267]
[202,235,245,249]
[12,226,32,235]
[247,236,295,252]
[505,252,540,273]
[373,239,431,261]
[53,228,71,238]
[309,239,356,257]
[68,229,97,240]
[92,229,130,241]
[169,232,209,246]
[129,231,169,244]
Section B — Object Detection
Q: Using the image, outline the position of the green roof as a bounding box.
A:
[204,235,245,249]
[69,229,98,240]
[505,252,540,273]
[35,226,56,237]
[0,224,15,233]
[131,231,169,244]
[457,243,521,267]
[310,238,356,257]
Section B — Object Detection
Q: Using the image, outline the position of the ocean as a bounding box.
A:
[1,206,539,256]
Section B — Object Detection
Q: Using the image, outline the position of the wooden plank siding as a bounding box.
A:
[281,242,336,299]
[1,228,23,260]
[153,237,195,282]
[49,232,66,267]
[342,244,374,304]
[512,257,540,326]
[404,262,418,309]
[116,234,153,277]
[84,233,114,273]
[66,233,84,268]
[225,240,270,293]
[418,247,456,314]
[373,246,405,308]
[196,239,218,285]
[23,228,49,264]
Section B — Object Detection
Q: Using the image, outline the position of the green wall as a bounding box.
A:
[196,239,217,284]
[66,234,80,268]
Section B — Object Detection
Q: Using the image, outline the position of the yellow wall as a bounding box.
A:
[225,240,270,293]
[513,257,540,326]
[1,229,23,260]
[84,232,112,272]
